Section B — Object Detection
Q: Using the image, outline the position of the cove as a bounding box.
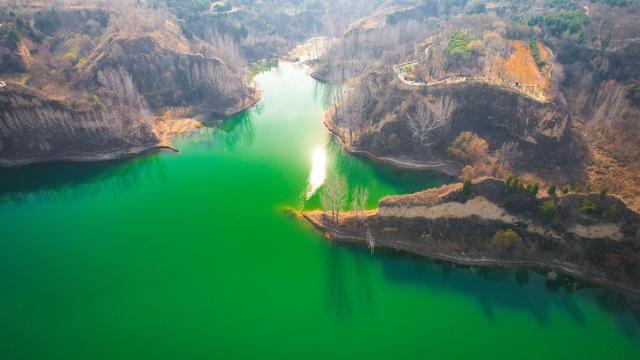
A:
[0,62,639,359]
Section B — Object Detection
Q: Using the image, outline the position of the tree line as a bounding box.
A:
[319,172,369,224]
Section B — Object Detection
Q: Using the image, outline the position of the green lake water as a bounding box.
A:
[1,62,639,359]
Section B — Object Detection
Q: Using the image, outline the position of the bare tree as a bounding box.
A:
[97,66,144,109]
[320,173,349,224]
[205,29,247,76]
[407,96,457,147]
[459,165,477,181]
[496,142,521,168]
[366,226,375,255]
[338,78,373,141]
[351,185,369,217]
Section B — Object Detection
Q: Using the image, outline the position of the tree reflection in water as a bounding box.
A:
[0,154,167,206]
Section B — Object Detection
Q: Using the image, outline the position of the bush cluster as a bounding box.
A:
[444,31,477,58]
[528,11,587,40]
[528,39,546,68]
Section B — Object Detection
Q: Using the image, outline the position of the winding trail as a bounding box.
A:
[393,40,551,103]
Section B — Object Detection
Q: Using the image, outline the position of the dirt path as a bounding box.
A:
[393,41,550,103]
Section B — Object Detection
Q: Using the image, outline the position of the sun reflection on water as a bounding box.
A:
[305,147,327,199]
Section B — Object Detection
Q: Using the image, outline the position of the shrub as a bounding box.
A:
[448,131,489,163]
[460,165,476,181]
[505,22,536,40]
[444,31,476,58]
[541,199,558,224]
[505,177,527,194]
[580,199,598,215]
[505,174,514,188]
[561,186,570,194]
[547,185,557,197]
[7,26,22,50]
[599,188,609,200]
[90,95,105,111]
[462,179,473,197]
[529,39,546,68]
[528,11,587,40]
[603,204,618,220]
[526,183,540,196]
[531,183,540,196]
[34,7,61,34]
[491,229,521,248]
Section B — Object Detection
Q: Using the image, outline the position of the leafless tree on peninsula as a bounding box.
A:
[320,173,349,224]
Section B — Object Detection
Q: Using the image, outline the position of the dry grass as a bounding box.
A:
[152,117,202,147]
[491,40,551,98]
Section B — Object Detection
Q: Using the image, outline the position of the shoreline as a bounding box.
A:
[322,111,462,177]
[298,210,640,299]
[0,90,262,169]
[0,144,179,168]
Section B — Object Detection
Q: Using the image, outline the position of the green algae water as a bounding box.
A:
[0,62,639,359]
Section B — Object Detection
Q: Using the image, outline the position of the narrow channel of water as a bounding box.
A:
[0,62,638,359]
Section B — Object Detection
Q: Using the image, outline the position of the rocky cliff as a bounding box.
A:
[303,178,640,296]
[329,69,577,183]
[0,82,156,166]
[77,25,258,117]
[319,0,640,210]
[0,2,258,166]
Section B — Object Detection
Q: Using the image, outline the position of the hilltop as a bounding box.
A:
[0,1,258,165]
[313,0,640,211]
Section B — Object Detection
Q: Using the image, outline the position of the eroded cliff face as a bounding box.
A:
[561,42,640,210]
[303,178,640,295]
[360,83,568,151]
[331,70,577,182]
[318,0,640,210]
[0,3,258,166]
[78,29,257,117]
[0,82,156,165]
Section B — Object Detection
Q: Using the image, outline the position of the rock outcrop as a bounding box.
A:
[303,178,640,296]
[0,3,259,166]
[77,28,258,116]
[0,82,157,166]
[328,69,576,182]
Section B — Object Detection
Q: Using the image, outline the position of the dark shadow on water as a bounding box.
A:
[353,247,375,314]
[325,136,449,201]
[325,242,351,320]
[325,241,376,320]
[334,243,639,338]
[216,111,255,150]
[0,153,167,206]
[312,80,340,108]
[194,110,256,151]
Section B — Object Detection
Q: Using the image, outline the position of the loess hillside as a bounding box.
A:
[0,0,258,165]
[316,0,640,211]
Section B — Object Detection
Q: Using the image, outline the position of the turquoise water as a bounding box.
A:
[0,62,639,359]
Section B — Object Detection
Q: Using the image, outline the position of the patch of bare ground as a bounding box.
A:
[587,146,640,212]
[152,118,202,148]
